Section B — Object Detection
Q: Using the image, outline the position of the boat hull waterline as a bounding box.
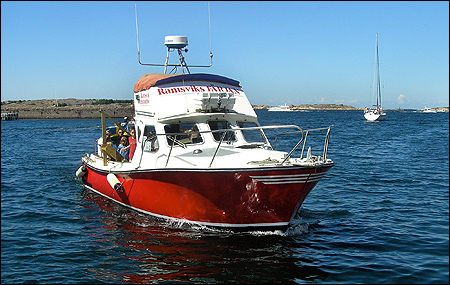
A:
[80,164,332,230]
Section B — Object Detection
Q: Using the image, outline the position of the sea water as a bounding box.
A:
[1,110,448,283]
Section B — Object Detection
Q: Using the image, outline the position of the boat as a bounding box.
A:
[364,33,386,121]
[76,28,334,231]
[268,103,293,112]
[421,107,437,113]
[1,112,19,121]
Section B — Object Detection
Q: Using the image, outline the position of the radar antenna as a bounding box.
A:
[135,3,213,74]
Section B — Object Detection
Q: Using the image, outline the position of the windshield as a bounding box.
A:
[207,120,236,142]
[164,122,203,146]
[237,121,266,144]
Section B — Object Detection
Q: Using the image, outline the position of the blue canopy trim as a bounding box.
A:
[155,73,241,88]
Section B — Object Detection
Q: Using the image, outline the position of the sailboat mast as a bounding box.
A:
[376,33,381,109]
[53,86,58,107]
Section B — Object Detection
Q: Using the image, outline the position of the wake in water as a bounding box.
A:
[285,222,310,236]
[82,188,310,237]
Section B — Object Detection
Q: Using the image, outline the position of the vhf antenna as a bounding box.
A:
[135,3,213,74]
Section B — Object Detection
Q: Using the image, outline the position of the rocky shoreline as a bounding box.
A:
[1,99,134,119]
[252,104,362,110]
[1,98,367,119]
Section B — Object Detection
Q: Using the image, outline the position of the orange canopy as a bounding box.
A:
[133,73,183,92]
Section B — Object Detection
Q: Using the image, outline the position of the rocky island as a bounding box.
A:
[1,99,134,119]
[252,104,362,110]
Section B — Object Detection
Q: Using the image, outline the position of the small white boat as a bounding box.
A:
[268,103,293,112]
[364,33,386,122]
[422,107,437,113]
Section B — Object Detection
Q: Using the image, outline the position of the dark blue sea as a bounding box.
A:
[2,110,449,284]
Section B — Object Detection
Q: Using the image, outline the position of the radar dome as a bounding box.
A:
[164,36,188,49]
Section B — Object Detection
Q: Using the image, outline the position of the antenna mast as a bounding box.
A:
[134,2,213,74]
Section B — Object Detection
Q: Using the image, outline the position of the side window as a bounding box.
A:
[143,125,159,152]
[137,126,142,142]
[164,122,203,146]
[238,121,265,143]
[208,120,236,142]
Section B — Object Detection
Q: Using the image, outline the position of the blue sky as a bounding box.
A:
[1,1,448,109]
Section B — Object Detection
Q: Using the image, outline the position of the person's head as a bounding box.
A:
[105,130,111,141]
[118,129,124,137]
[129,128,135,138]
[120,136,128,146]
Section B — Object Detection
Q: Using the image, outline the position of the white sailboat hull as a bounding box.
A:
[364,110,386,121]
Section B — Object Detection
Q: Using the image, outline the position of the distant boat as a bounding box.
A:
[1,112,19,121]
[364,33,386,121]
[268,103,293,112]
[421,107,437,113]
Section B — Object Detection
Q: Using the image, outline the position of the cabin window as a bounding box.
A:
[164,122,203,146]
[237,121,265,143]
[207,120,236,142]
[143,125,159,152]
[137,126,142,142]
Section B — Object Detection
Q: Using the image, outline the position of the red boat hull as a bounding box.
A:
[81,165,332,230]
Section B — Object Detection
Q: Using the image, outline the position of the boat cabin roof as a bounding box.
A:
[134,73,241,92]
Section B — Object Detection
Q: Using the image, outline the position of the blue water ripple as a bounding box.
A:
[2,112,449,284]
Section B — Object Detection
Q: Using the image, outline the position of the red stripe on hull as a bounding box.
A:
[81,166,331,227]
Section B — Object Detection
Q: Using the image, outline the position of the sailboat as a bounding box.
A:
[364,33,386,121]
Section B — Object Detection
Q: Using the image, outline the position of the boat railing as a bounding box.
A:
[159,125,332,168]
[297,126,332,161]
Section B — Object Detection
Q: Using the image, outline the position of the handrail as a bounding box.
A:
[323,126,332,160]
[273,130,303,150]
[281,133,306,164]
[209,131,228,168]
[299,126,333,160]
[300,131,309,159]
[165,135,177,167]
[152,125,332,167]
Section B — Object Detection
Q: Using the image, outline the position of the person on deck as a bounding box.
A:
[117,136,130,161]
[128,127,137,160]
[97,130,112,157]
[111,128,126,147]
